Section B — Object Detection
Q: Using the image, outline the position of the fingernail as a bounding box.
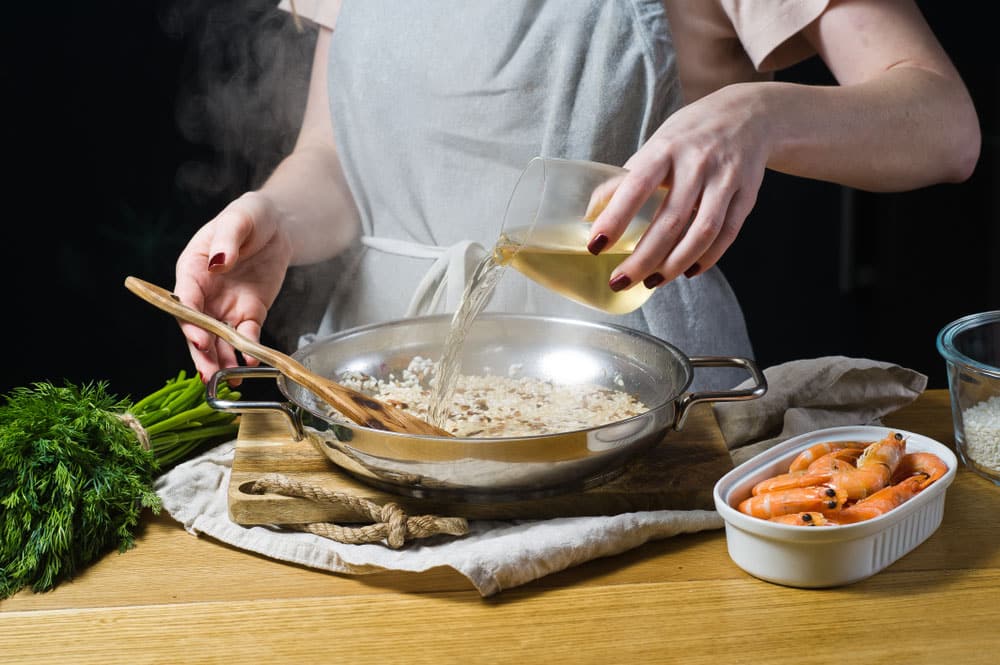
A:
[609,274,632,292]
[208,252,226,270]
[643,273,665,289]
[684,263,702,279]
[587,234,609,255]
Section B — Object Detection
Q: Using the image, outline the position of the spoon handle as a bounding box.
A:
[124,276,452,437]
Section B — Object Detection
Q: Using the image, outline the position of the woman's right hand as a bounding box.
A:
[173,191,293,381]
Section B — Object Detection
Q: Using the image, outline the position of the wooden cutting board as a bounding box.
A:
[228,403,733,525]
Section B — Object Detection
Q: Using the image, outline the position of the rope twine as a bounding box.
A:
[249,473,469,549]
[118,412,151,451]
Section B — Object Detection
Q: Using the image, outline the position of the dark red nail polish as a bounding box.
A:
[609,274,632,292]
[587,234,609,255]
[684,263,702,279]
[208,252,226,269]
[643,273,665,288]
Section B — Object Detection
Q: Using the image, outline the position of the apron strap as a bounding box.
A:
[360,236,488,317]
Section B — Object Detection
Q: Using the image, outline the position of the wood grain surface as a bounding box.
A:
[3,390,999,665]
[228,402,733,524]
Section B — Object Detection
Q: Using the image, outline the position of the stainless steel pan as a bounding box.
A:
[208,313,766,501]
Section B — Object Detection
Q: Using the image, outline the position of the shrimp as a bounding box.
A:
[826,475,928,524]
[738,485,848,519]
[768,512,837,526]
[768,453,948,526]
[751,448,861,495]
[891,452,948,489]
[824,432,907,500]
[750,432,906,500]
[747,443,948,527]
[763,478,923,527]
[787,440,871,472]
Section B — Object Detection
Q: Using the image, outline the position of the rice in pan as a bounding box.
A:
[337,356,647,437]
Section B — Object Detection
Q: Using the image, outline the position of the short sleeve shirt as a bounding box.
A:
[278,0,830,76]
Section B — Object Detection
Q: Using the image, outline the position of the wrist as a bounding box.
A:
[240,190,295,265]
[742,80,838,175]
[728,81,789,164]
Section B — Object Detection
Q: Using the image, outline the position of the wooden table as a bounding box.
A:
[2,389,998,664]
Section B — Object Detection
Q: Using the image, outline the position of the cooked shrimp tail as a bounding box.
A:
[891,452,948,489]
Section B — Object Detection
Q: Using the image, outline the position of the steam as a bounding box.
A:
[160,0,316,202]
[158,1,324,350]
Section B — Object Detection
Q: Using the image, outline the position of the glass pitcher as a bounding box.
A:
[494,157,668,314]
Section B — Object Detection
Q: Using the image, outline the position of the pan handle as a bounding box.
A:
[673,356,767,431]
[206,367,304,441]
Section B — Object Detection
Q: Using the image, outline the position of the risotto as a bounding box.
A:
[337,356,648,437]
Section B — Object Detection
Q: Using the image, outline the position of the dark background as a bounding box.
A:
[3,1,996,402]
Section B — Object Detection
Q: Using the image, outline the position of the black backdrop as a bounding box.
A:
[3,1,996,402]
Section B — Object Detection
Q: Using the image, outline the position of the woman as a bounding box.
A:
[173,0,979,389]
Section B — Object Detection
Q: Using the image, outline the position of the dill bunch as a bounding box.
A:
[0,372,239,598]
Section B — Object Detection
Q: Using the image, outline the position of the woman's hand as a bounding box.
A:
[586,83,771,290]
[173,191,293,381]
[588,0,979,295]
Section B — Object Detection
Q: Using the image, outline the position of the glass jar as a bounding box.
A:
[937,310,1000,485]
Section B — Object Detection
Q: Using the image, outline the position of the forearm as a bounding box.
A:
[759,66,980,191]
[256,26,358,266]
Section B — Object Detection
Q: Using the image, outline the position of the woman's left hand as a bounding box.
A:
[586,82,771,290]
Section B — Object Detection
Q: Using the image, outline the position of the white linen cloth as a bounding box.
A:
[154,356,926,597]
[715,356,929,465]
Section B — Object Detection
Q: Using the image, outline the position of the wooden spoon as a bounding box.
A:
[124,276,452,437]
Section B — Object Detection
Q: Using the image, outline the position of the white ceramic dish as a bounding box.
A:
[713,425,957,588]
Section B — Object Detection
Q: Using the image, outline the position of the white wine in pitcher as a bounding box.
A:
[494,220,653,315]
